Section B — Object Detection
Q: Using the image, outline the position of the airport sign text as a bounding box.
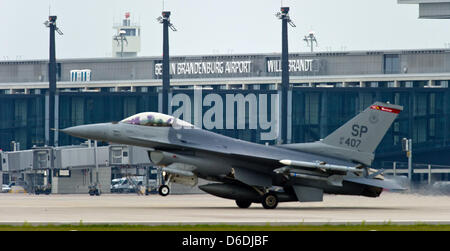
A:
[267,59,314,73]
[155,61,252,76]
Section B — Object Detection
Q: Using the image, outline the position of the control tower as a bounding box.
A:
[112,12,141,57]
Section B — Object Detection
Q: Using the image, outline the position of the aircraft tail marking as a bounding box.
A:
[322,102,403,155]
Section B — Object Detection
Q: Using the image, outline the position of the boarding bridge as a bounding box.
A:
[1,148,51,191]
[1,145,111,194]
[51,145,110,194]
[0,144,204,195]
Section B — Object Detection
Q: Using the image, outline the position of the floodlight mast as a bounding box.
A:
[158,11,177,114]
[44,15,63,147]
[276,7,295,144]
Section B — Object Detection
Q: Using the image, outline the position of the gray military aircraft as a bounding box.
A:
[62,101,407,209]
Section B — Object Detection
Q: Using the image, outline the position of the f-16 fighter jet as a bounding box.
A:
[62,102,407,209]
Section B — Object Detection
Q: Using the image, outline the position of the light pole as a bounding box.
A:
[402,137,413,183]
[157,11,177,115]
[276,7,295,144]
[44,16,63,147]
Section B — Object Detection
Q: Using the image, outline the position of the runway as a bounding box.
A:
[1,192,450,225]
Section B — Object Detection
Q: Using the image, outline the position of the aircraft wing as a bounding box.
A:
[130,131,362,174]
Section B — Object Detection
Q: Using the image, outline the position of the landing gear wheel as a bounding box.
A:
[235,200,252,208]
[262,193,278,209]
[158,185,170,196]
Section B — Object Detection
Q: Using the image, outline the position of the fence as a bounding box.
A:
[381,161,450,185]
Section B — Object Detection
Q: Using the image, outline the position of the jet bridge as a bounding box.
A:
[1,144,111,194]
[1,144,206,195]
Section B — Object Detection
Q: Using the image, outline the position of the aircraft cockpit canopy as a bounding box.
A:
[120,112,193,128]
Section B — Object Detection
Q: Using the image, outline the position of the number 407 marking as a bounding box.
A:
[345,138,361,148]
[340,137,362,148]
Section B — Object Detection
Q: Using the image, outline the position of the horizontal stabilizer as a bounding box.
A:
[344,176,408,190]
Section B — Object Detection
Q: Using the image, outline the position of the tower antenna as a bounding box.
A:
[303,31,318,52]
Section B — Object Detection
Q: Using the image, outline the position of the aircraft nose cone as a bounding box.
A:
[61,123,109,141]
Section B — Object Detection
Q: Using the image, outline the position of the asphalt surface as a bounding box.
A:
[1,192,450,225]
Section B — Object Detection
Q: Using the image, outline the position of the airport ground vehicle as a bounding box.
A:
[1,184,11,193]
[3,183,26,194]
[34,185,51,195]
[110,176,144,193]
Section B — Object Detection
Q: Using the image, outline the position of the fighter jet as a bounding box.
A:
[62,101,407,209]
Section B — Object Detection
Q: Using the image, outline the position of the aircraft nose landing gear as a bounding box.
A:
[158,172,171,196]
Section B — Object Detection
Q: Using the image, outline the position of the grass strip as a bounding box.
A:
[0,223,450,231]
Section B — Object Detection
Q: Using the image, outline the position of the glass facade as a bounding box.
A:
[384,54,400,74]
[170,89,278,144]
[0,85,448,165]
[291,86,450,165]
[58,92,158,146]
[0,95,45,150]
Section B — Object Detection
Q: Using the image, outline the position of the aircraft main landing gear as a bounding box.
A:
[261,193,278,209]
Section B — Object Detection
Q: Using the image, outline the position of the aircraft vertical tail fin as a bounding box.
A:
[322,102,403,155]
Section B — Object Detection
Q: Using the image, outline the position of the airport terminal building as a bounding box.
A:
[0,48,449,171]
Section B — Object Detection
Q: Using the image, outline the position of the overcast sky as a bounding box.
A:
[1,0,449,60]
